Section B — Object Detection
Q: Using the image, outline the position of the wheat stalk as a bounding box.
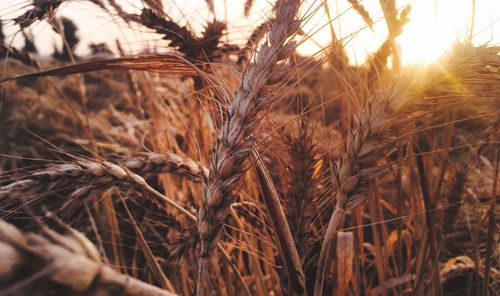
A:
[1,152,206,193]
[196,0,301,294]
[0,17,4,46]
[205,0,214,14]
[0,219,176,296]
[14,0,67,28]
[252,148,306,293]
[314,95,398,295]
[378,1,412,72]
[139,9,226,63]
[0,153,206,219]
[284,121,318,264]
[103,0,138,23]
[314,44,500,295]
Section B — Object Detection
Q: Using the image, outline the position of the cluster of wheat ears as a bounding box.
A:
[0,0,499,295]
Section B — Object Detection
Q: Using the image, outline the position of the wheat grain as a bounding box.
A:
[314,98,397,294]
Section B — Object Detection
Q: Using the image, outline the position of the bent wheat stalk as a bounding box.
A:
[0,153,204,219]
[196,0,301,294]
[1,152,207,197]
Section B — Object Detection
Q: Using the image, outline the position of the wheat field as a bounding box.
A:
[0,0,498,295]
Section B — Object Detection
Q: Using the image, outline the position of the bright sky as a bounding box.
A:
[0,0,498,65]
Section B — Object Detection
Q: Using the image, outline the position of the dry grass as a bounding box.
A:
[0,0,499,295]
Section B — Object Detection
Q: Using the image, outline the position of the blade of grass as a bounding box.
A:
[482,149,499,296]
[252,148,306,295]
[119,193,177,293]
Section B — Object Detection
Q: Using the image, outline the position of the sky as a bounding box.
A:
[0,0,498,65]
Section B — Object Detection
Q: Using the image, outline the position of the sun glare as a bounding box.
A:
[297,0,498,65]
[397,0,496,64]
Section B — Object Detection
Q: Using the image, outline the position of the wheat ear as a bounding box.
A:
[0,219,176,296]
[313,43,499,295]
[14,0,67,28]
[0,153,206,219]
[1,152,207,195]
[196,0,301,294]
[314,97,399,296]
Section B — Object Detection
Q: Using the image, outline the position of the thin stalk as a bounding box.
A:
[314,202,345,296]
[415,154,443,296]
[482,149,499,296]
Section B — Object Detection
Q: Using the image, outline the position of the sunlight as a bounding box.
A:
[297,0,498,65]
[0,1,498,295]
[397,0,496,64]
